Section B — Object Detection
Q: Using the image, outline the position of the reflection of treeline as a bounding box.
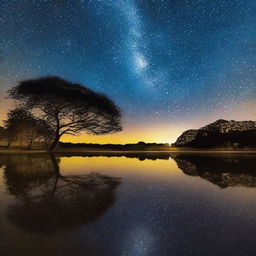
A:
[58,150,172,161]
[1,154,121,233]
[3,154,58,196]
[58,141,171,152]
[172,154,256,188]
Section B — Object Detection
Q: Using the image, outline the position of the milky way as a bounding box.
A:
[0,0,256,142]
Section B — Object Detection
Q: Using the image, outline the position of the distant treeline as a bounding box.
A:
[58,141,171,151]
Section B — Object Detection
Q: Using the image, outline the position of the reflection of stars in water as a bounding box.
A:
[125,227,155,256]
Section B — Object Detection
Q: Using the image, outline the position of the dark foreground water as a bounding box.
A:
[1,153,256,256]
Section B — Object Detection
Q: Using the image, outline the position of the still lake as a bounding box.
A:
[0,153,256,256]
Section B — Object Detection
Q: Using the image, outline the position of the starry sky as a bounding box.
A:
[0,0,256,143]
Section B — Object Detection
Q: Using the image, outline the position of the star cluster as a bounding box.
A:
[0,0,256,142]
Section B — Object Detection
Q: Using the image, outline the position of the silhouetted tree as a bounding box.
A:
[5,108,54,149]
[8,76,122,152]
[4,108,30,147]
[0,126,7,145]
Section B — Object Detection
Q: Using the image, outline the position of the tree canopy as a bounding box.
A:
[8,76,122,151]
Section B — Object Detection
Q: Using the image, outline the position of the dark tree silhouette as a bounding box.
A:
[8,76,122,152]
[4,108,54,149]
[5,108,34,148]
[0,126,7,144]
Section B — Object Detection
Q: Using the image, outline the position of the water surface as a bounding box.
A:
[0,153,256,256]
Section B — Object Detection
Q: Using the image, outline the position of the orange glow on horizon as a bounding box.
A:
[1,96,256,145]
[61,123,184,144]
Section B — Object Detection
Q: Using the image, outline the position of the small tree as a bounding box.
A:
[8,76,122,152]
[5,108,54,149]
[0,126,7,146]
[4,108,30,147]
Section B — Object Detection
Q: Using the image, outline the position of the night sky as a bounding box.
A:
[1,0,256,143]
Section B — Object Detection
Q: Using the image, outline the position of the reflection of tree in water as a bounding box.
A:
[2,154,121,233]
[3,155,57,196]
[172,154,256,188]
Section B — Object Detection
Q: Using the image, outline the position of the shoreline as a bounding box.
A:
[1,149,256,155]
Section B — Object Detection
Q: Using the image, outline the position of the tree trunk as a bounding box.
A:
[27,137,33,150]
[6,140,11,149]
[48,134,60,153]
[48,117,61,153]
